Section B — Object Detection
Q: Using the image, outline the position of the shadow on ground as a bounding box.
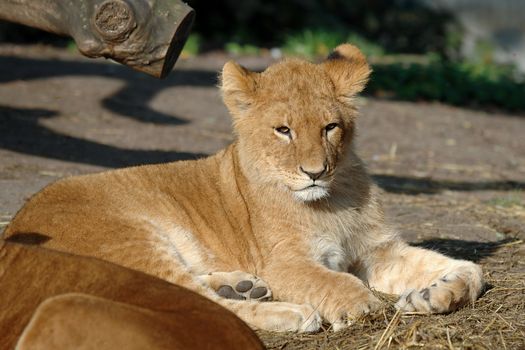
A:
[0,105,205,167]
[0,56,218,125]
[0,56,216,167]
[373,174,525,195]
[411,237,516,262]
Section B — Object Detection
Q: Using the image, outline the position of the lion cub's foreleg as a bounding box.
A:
[364,241,484,313]
[98,245,320,333]
[163,273,320,333]
[261,250,382,331]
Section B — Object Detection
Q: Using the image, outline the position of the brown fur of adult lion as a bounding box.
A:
[0,241,264,350]
[3,43,484,332]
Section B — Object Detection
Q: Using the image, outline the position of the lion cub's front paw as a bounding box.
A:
[253,302,322,332]
[280,303,322,333]
[199,270,272,301]
[396,263,484,313]
[329,290,383,331]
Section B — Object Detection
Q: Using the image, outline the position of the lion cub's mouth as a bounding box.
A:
[293,183,330,202]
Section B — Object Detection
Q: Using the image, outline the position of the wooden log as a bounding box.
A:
[0,0,195,78]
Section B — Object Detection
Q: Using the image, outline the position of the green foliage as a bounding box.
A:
[224,42,260,56]
[283,29,346,58]
[346,33,385,57]
[472,39,497,64]
[66,40,77,53]
[181,34,201,57]
[278,28,524,111]
[283,29,384,58]
[221,25,525,112]
[184,0,453,55]
[366,58,525,111]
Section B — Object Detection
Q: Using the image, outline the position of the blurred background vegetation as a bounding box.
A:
[1,0,524,111]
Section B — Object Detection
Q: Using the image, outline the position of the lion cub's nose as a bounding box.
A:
[300,165,327,180]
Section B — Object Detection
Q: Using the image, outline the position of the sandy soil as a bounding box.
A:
[1,44,524,349]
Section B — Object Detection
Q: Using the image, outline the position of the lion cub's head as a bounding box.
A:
[220,44,371,202]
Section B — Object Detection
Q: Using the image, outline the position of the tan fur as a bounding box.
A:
[17,293,261,350]
[0,242,264,349]
[3,44,484,332]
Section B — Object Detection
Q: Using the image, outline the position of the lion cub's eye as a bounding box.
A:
[275,126,291,135]
[325,123,339,132]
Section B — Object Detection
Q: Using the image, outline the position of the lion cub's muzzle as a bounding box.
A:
[292,163,333,202]
[299,162,327,181]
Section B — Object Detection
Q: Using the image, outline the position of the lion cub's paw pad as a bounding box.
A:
[217,281,271,301]
[205,271,272,301]
[217,285,247,300]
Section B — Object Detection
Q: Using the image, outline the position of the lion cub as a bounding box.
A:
[4,44,484,332]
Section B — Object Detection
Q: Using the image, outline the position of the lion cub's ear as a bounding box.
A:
[322,44,371,105]
[220,61,258,118]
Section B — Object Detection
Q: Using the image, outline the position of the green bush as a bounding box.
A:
[181,34,202,57]
[184,0,454,55]
[283,29,384,58]
[283,29,346,57]
[224,42,261,56]
[367,59,525,111]
[277,30,525,111]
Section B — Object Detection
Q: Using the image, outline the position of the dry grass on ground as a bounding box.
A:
[258,240,525,350]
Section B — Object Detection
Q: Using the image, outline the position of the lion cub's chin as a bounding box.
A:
[292,186,330,202]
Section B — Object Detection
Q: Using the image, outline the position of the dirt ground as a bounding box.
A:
[1,44,524,349]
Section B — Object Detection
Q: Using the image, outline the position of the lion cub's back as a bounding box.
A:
[3,163,178,252]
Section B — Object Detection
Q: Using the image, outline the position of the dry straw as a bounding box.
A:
[258,240,525,349]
